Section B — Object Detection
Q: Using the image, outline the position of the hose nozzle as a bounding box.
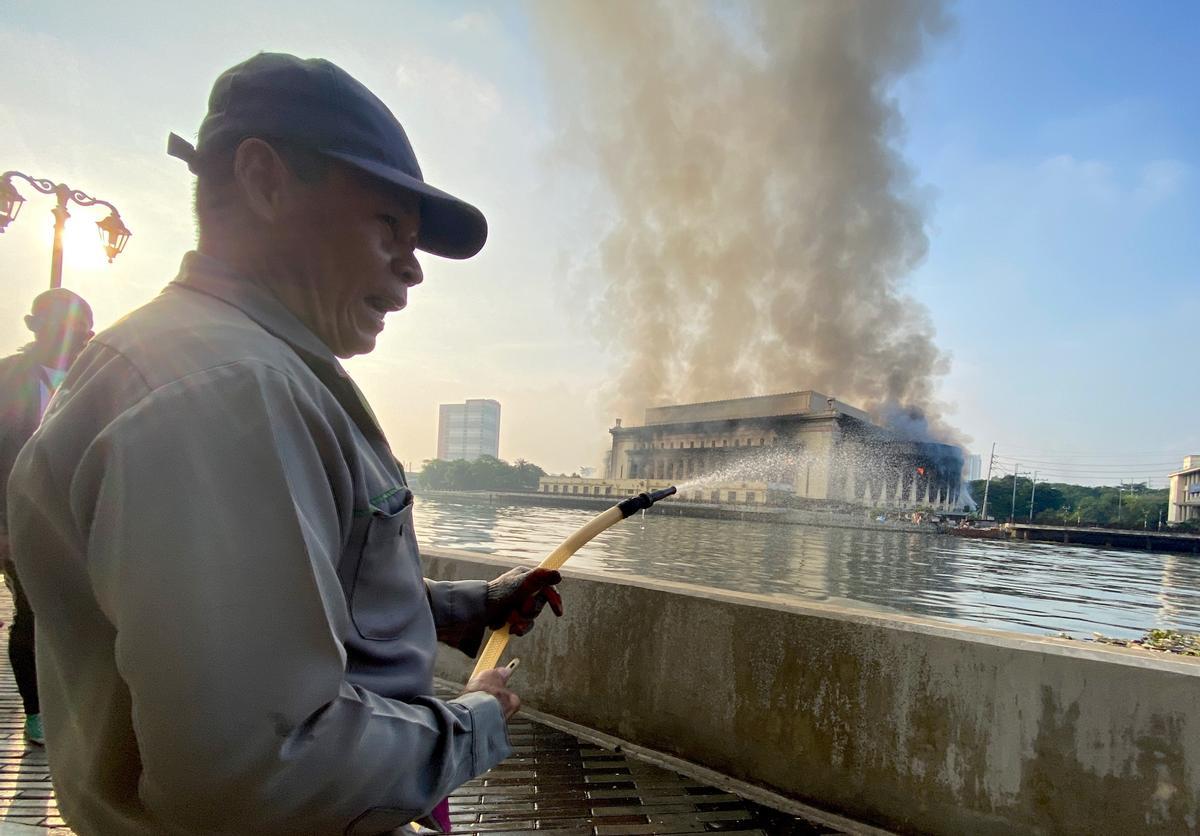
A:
[648,486,677,503]
[616,485,678,518]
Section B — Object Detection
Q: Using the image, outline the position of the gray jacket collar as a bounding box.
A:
[170,251,389,448]
[171,251,341,371]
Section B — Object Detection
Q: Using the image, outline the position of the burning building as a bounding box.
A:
[604,391,965,510]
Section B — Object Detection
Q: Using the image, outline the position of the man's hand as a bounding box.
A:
[462,666,519,720]
[485,567,564,636]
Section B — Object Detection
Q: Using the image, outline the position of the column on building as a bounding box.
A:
[802,433,834,501]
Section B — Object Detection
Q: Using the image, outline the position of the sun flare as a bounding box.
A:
[42,210,114,273]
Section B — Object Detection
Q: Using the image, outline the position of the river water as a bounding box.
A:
[413,496,1200,640]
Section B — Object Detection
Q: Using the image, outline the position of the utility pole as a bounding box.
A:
[980,442,996,520]
[1029,470,1038,522]
[1117,480,1124,526]
[1010,462,1019,524]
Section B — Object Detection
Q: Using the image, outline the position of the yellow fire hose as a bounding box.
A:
[469,485,677,678]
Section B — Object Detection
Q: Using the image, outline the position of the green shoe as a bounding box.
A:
[24,714,44,746]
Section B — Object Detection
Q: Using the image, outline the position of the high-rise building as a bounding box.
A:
[437,399,501,461]
[964,454,983,482]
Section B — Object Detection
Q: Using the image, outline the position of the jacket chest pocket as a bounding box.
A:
[344,492,424,641]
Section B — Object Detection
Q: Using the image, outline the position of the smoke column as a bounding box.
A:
[531,0,953,436]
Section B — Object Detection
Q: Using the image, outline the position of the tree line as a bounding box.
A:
[413,456,546,492]
[968,476,1179,529]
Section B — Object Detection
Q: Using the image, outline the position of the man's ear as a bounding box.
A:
[232,138,292,224]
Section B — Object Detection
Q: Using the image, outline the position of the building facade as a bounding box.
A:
[436,399,501,461]
[603,391,965,510]
[1168,455,1200,524]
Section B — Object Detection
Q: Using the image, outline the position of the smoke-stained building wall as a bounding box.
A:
[606,391,964,510]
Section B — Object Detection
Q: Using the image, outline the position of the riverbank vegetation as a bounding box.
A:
[413,456,546,492]
[970,476,1171,528]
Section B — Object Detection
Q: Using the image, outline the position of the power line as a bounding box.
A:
[992,464,1180,472]
[989,470,1166,480]
[988,460,1185,465]
[991,463,1178,473]
[992,454,1180,465]
[993,456,1180,465]
[993,443,1188,457]
[992,455,1163,464]
[974,444,1180,517]
[982,452,1173,487]
[991,474,1163,480]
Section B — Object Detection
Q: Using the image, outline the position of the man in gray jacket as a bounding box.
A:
[7,53,561,835]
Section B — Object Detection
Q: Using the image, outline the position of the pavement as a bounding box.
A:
[0,639,64,833]
[0,589,859,835]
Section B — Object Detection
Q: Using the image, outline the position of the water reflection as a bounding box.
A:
[413,496,1200,639]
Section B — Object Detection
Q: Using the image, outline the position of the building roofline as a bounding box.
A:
[644,390,822,411]
[635,390,874,426]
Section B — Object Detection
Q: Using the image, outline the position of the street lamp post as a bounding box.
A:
[0,170,132,289]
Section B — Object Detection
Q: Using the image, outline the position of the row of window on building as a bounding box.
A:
[625,459,786,484]
[539,483,762,504]
[637,437,777,450]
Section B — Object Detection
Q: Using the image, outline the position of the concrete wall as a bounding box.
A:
[426,547,1200,835]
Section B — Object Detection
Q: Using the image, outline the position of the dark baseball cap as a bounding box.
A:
[168,52,487,259]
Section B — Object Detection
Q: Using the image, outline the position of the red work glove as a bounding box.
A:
[485,567,564,636]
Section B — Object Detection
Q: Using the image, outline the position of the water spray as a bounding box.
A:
[469,486,677,678]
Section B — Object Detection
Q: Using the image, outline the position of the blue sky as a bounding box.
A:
[902,0,1199,482]
[1,1,1196,481]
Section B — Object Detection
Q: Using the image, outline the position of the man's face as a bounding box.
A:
[274,164,424,358]
[32,301,94,368]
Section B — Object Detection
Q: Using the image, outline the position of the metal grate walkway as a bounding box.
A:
[0,589,861,835]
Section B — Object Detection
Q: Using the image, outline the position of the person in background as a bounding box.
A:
[7,53,561,835]
[0,288,94,746]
